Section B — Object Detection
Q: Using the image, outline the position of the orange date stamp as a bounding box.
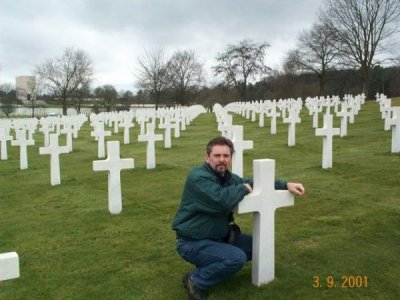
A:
[313,275,368,288]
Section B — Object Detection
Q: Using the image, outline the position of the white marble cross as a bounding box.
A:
[309,101,323,129]
[231,125,253,177]
[235,159,294,286]
[39,119,52,147]
[0,127,13,160]
[120,115,134,145]
[91,122,111,158]
[315,114,340,168]
[61,121,74,152]
[137,115,148,136]
[11,129,35,170]
[266,104,280,134]
[336,101,352,137]
[389,107,400,153]
[219,114,233,139]
[39,133,69,185]
[0,252,20,281]
[251,108,257,122]
[93,141,134,214]
[258,108,265,128]
[138,123,163,169]
[173,114,181,138]
[159,114,174,148]
[283,108,301,146]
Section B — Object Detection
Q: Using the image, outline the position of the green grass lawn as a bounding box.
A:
[1,100,399,299]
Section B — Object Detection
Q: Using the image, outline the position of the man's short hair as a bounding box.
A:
[206,136,235,155]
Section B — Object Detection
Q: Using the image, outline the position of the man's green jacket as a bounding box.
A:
[172,163,287,241]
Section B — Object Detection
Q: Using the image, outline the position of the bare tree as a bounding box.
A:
[71,80,91,114]
[213,39,270,101]
[166,50,203,105]
[94,84,118,112]
[284,22,339,96]
[321,0,400,98]
[0,83,16,118]
[136,48,169,110]
[35,48,93,115]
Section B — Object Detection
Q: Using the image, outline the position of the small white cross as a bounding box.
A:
[11,129,35,170]
[91,121,111,158]
[0,127,13,160]
[315,114,340,168]
[283,108,301,146]
[138,123,163,169]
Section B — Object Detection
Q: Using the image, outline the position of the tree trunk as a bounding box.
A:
[361,66,370,99]
[62,97,68,115]
[319,73,326,96]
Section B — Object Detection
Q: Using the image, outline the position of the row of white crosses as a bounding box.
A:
[37,115,87,184]
[0,118,36,168]
[0,115,87,184]
[90,105,206,214]
[1,116,90,283]
[225,98,303,145]
[213,106,253,177]
[224,94,368,169]
[1,107,205,285]
[90,106,206,159]
[376,94,400,153]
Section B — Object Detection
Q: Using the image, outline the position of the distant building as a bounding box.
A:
[16,76,36,103]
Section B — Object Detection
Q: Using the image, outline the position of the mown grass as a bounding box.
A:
[1,100,399,299]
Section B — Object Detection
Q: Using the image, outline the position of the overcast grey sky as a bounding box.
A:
[0,0,325,92]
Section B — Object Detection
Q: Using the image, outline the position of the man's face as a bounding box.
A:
[205,144,232,174]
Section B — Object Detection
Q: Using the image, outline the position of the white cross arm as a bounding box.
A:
[315,128,341,136]
[236,159,294,215]
[93,158,134,172]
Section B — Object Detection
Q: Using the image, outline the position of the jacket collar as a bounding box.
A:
[204,163,232,185]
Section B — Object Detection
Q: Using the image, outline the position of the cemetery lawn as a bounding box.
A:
[1,100,399,300]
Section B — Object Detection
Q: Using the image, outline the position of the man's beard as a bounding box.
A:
[214,164,227,174]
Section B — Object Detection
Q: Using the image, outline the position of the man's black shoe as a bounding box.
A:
[182,273,207,300]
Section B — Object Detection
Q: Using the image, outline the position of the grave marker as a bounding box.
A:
[283,108,301,146]
[235,159,294,286]
[93,141,134,214]
[91,122,111,158]
[389,107,400,153]
[11,129,35,170]
[266,104,280,134]
[0,252,20,281]
[39,133,69,185]
[159,114,173,148]
[336,101,352,137]
[315,114,340,169]
[0,127,12,160]
[138,123,163,169]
